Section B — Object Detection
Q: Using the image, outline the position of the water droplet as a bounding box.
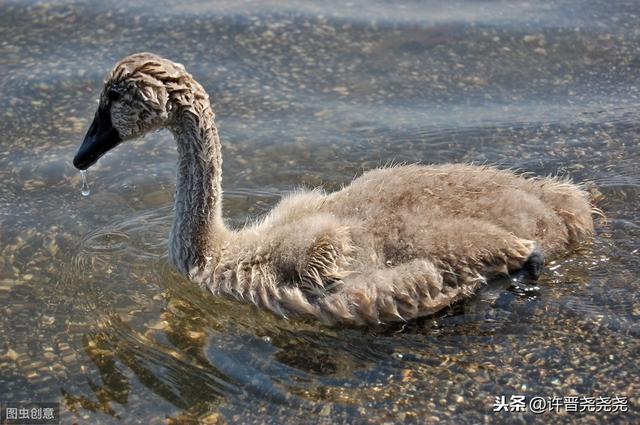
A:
[80,170,90,197]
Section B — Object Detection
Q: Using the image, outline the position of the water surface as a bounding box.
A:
[0,0,638,423]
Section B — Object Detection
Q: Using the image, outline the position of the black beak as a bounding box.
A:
[73,107,122,170]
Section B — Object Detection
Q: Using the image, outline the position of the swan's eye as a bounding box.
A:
[107,88,122,102]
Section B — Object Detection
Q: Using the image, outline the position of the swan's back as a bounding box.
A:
[323,164,593,256]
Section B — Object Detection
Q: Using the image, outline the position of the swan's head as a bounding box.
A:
[73,52,191,170]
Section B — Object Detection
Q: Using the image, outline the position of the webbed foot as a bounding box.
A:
[520,246,545,280]
[508,246,544,291]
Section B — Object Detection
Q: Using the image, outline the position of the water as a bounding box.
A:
[0,0,638,423]
[80,170,90,197]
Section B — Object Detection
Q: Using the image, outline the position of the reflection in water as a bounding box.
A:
[0,0,639,423]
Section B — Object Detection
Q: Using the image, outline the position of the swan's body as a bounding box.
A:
[74,53,594,325]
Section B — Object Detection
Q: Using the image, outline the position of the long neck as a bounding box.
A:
[168,97,227,278]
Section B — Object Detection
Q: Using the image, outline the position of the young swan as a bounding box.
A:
[73,53,594,325]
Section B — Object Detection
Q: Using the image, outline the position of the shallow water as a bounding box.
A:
[0,0,639,423]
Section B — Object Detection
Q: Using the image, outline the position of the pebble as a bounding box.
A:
[62,353,77,364]
[4,349,19,361]
[319,404,332,416]
[201,413,221,424]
